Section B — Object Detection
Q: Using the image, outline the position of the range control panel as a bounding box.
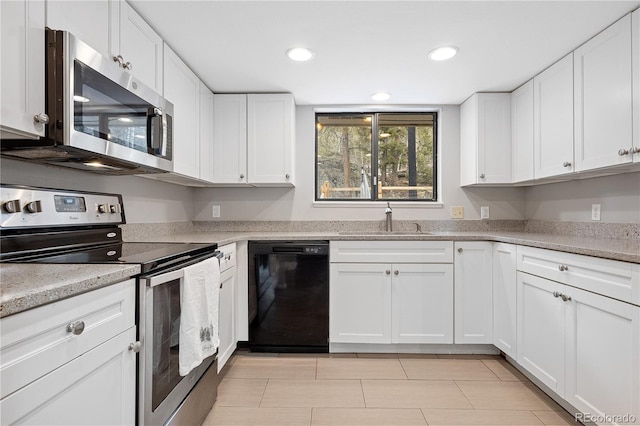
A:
[0,185,125,229]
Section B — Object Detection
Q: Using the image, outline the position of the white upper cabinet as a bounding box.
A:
[460,93,512,186]
[199,82,215,183]
[163,44,200,178]
[511,80,535,183]
[212,94,248,185]
[113,1,163,94]
[46,0,113,57]
[574,14,634,171]
[0,0,46,139]
[247,94,295,186]
[633,9,640,163]
[212,93,295,186]
[533,53,574,179]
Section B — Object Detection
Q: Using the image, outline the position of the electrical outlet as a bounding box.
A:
[450,206,464,219]
[480,206,490,219]
[591,204,601,221]
[212,205,221,218]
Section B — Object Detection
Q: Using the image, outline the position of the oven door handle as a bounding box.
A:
[140,250,220,288]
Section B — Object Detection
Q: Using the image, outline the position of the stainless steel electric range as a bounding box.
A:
[1,184,220,426]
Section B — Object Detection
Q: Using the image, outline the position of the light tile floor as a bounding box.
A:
[203,353,579,426]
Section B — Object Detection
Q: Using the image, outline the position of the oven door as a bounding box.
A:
[138,253,218,426]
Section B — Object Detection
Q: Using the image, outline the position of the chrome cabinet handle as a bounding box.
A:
[618,148,630,156]
[385,270,391,275]
[33,113,49,124]
[285,174,290,179]
[123,61,132,70]
[479,173,485,179]
[457,247,463,253]
[394,270,399,275]
[66,321,85,335]
[128,341,141,352]
[631,147,640,154]
[553,291,561,298]
[240,174,245,179]
[558,264,568,272]
[560,293,572,302]
[563,161,572,168]
[113,55,124,66]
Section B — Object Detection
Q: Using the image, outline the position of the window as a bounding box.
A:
[315,112,437,201]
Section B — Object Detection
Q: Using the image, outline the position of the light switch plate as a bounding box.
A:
[212,205,221,218]
[450,206,464,219]
[591,204,601,221]
[480,206,490,219]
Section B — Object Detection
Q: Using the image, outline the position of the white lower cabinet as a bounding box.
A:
[217,243,237,372]
[0,280,136,425]
[492,243,517,358]
[454,242,493,344]
[329,241,454,346]
[517,271,640,423]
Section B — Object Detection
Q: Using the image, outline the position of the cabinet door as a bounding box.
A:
[633,9,640,163]
[534,53,574,179]
[517,272,566,396]
[330,263,391,344]
[0,327,136,426]
[454,242,493,344]
[218,268,236,372]
[163,44,200,178]
[213,94,248,184]
[199,82,215,183]
[575,14,633,171]
[0,0,46,139]
[117,1,163,93]
[511,80,535,183]
[392,263,453,344]
[247,94,294,186]
[492,243,517,358]
[565,285,640,422]
[46,0,112,57]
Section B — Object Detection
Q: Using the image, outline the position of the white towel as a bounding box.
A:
[179,257,220,376]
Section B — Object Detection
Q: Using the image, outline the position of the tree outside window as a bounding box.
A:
[315,112,437,201]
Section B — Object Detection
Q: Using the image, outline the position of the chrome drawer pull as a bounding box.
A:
[66,321,85,335]
[558,264,568,272]
[128,341,141,352]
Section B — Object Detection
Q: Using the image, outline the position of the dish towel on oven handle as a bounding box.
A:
[179,256,220,376]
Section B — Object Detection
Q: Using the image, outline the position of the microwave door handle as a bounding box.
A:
[161,113,168,157]
[146,107,162,154]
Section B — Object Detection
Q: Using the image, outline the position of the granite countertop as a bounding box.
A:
[0,263,140,318]
[129,230,640,264]
[1,230,637,319]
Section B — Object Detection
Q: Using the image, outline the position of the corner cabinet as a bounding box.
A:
[574,13,634,172]
[0,0,46,139]
[329,241,454,346]
[460,93,512,186]
[0,280,137,425]
[533,53,574,179]
[212,93,295,187]
[492,242,517,358]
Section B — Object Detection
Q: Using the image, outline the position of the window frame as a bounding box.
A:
[314,111,438,203]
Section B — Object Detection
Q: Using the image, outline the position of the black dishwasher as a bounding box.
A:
[248,241,329,352]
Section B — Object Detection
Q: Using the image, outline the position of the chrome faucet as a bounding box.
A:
[385,202,393,232]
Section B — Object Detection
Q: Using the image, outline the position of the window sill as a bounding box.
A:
[313,201,444,208]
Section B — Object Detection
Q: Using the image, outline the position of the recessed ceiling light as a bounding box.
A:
[286,47,314,62]
[371,92,391,101]
[428,46,458,61]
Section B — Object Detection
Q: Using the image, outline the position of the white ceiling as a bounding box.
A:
[130,0,640,106]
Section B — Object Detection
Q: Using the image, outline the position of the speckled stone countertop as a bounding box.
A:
[126,230,640,264]
[0,263,140,318]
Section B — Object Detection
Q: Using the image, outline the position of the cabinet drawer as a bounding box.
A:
[218,243,236,272]
[0,280,135,399]
[517,246,640,305]
[330,241,453,264]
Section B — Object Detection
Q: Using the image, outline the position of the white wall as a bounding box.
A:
[525,172,640,223]
[0,158,194,223]
[193,105,527,222]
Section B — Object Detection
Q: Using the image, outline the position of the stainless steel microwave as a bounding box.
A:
[1,29,173,175]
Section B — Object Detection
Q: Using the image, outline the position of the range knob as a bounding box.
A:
[109,203,122,213]
[97,204,110,214]
[25,200,42,213]
[3,200,22,213]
